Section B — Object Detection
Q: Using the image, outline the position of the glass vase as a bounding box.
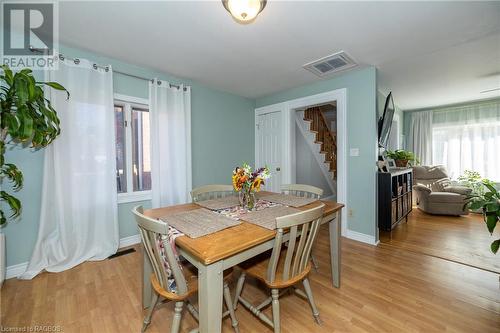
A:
[239,190,256,211]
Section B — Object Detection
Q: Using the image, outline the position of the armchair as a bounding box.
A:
[412,165,471,216]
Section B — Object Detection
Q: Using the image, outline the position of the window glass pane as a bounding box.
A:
[131,108,151,191]
[115,105,127,193]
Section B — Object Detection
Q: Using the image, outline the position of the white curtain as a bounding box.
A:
[432,100,500,181]
[408,111,433,165]
[20,58,118,279]
[149,79,192,207]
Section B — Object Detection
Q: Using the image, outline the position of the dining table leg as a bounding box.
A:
[142,245,153,309]
[329,211,341,288]
[198,260,224,333]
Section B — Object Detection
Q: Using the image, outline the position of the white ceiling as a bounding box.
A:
[58,1,500,110]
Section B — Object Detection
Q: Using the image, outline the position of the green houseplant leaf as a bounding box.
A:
[491,239,500,254]
[466,179,500,254]
[1,65,68,226]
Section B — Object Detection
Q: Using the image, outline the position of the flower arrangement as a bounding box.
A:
[232,163,270,210]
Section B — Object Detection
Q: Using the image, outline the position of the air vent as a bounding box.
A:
[303,51,357,77]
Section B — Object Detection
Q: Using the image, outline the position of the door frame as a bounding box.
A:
[255,88,347,235]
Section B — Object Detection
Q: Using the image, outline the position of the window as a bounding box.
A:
[432,121,500,181]
[430,101,500,181]
[114,95,152,202]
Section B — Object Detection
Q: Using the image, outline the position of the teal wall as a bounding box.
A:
[256,67,378,237]
[2,45,255,267]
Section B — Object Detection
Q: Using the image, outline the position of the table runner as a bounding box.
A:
[160,208,241,238]
[239,205,301,230]
[195,196,240,210]
[260,193,318,207]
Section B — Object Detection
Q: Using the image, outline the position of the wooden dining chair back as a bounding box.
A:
[268,203,324,283]
[234,204,325,333]
[133,205,240,333]
[281,184,324,271]
[281,184,323,199]
[134,205,188,295]
[190,184,235,202]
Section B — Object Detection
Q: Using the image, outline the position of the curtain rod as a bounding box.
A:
[29,46,187,91]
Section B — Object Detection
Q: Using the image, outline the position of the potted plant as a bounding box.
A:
[466,180,500,254]
[386,149,419,168]
[0,65,68,283]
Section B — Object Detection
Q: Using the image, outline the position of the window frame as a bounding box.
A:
[114,93,152,204]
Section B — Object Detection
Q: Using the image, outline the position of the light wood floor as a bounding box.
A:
[380,208,500,274]
[1,225,499,332]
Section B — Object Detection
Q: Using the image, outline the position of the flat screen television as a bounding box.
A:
[378,92,395,148]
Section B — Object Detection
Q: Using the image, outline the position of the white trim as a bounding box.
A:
[5,234,142,280]
[117,190,152,204]
[5,262,28,280]
[114,93,149,106]
[344,229,379,246]
[119,234,141,248]
[256,89,348,236]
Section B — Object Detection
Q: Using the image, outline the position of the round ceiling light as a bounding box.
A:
[222,0,267,24]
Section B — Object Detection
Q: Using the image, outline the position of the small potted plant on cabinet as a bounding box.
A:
[386,149,419,168]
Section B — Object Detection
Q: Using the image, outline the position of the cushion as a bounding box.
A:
[428,192,466,203]
[413,184,431,193]
[433,178,451,192]
[443,185,472,195]
[413,165,449,180]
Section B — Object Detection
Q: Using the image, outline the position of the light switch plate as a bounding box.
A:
[350,148,360,156]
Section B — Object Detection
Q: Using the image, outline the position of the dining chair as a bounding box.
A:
[190,184,235,202]
[233,204,325,333]
[132,206,240,333]
[281,184,323,271]
[280,184,323,199]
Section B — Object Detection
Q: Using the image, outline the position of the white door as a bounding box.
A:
[257,111,282,193]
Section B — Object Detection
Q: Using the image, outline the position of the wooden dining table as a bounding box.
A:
[143,191,344,333]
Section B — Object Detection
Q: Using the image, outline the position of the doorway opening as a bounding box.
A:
[294,103,337,200]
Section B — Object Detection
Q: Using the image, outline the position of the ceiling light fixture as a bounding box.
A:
[222,0,267,24]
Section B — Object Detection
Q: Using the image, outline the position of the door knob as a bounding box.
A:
[276,167,281,171]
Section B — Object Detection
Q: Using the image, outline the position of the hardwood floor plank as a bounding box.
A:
[380,209,500,273]
[1,225,499,332]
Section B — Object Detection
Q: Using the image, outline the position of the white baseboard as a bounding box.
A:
[5,262,28,280]
[5,234,142,280]
[119,234,141,248]
[344,229,378,246]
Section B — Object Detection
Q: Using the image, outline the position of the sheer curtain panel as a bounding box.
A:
[408,111,433,165]
[20,59,118,279]
[432,100,500,181]
[149,79,192,207]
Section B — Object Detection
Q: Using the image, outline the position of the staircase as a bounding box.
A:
[303,107,337,178]
[295,107,337,198]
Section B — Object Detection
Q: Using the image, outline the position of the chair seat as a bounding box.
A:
[151,263,233,301]
[238,250,311,289]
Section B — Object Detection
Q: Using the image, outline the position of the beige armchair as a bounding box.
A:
[412,165,471,216]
